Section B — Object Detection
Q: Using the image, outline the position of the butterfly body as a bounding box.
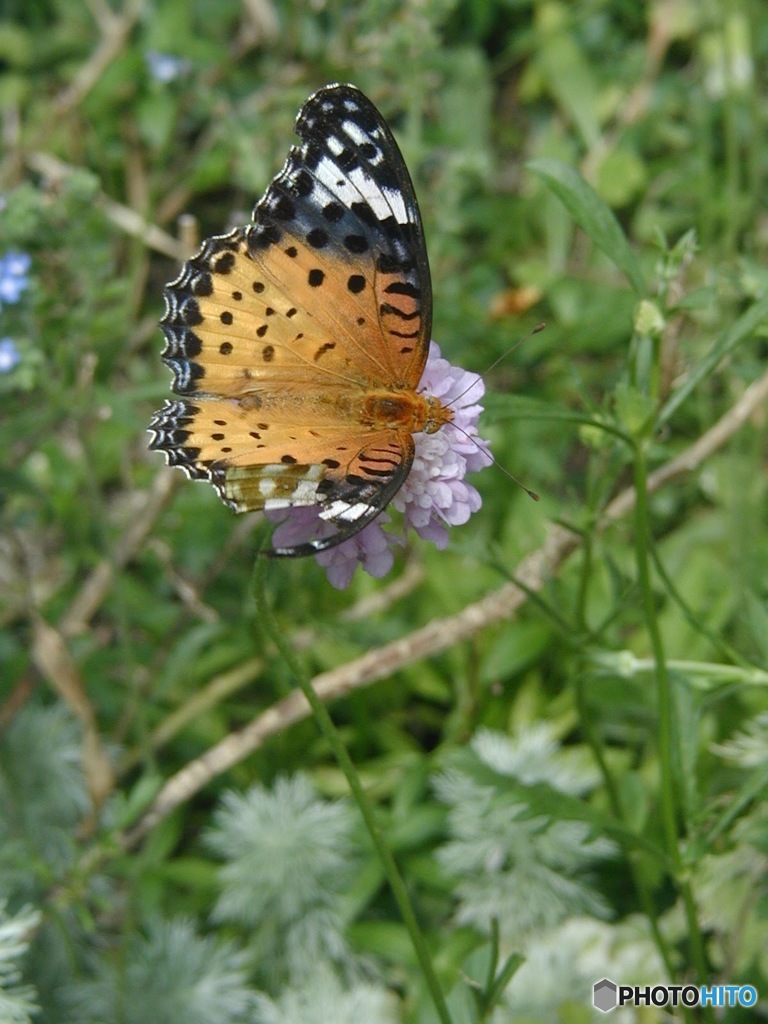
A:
[359,390,452,433]
[150,83,447,555]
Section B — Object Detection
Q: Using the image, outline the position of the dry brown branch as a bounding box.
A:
[341,558,426,621]
[26,153,185,260]
[54,0,146,115]
[61,468,182,638]
[28,151,185,259]
[122,366,768,848]
[236,0,280,51]
[118,658,264,774]
[31,615,114,816]
[118,559,423,772]
[582,5,671,182]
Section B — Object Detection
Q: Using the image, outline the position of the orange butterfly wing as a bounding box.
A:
[149,84,441,554]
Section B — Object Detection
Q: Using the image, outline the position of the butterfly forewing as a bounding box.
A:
[149,84,438,555]
[270,83,432,386]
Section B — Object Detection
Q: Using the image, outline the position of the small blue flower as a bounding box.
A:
[0,250,31,308]
[145,50,191,84]
[0,337,21,373]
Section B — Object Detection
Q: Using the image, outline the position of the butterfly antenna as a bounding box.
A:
[446,322,547,408]
[442,322,545,503]
[449,420,540,502]
[482,321,546,377]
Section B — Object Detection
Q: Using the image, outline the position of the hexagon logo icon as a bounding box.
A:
[593,978,618,1013]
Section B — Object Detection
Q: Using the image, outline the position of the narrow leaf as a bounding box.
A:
[659,290,768,425]
[528,157,646,293]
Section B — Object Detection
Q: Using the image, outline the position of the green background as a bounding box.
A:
[1,1,767,1022]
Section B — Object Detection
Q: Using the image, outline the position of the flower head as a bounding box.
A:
[0,251,31,309]
[268,343,491,589]
[0,337,21,374]
[315,515,395,590]
[392,342,491,549]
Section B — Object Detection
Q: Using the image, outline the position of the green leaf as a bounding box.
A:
[527,157,646,293]
[659,289,768,425]
[483,393,631,443]
[534,1,601,149]
[349,920,417,965]
[447,747,672,870]
[596,145,647,207]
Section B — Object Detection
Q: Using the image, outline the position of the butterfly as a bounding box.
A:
[149,83,454,557]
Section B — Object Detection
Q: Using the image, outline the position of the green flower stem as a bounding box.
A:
[590,653,768,689]
[720,2,741,259]
[575,675,676,979]
[632,445,678,853]
[632,443,711,1001]
[253,560,452,1024]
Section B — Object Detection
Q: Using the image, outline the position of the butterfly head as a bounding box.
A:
[422,394,454,435]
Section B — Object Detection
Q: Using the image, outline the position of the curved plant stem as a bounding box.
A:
[632,443,711,1010]
[253,558,452,1024]
[632,445,679,859]
[575,675,676,978]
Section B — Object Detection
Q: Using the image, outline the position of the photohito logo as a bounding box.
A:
[592,979,758,1012]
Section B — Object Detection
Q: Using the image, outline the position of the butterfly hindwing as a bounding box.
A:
[150,396,413,553]
[219,433,415,556]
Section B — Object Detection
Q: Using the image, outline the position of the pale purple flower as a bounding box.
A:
[315,515,395,590]
[268,343,491,589]
[269,507,395,590]
[0,251,31,308]
[392,342,491,549]
[0,337,20,373]
[270,506,335,551]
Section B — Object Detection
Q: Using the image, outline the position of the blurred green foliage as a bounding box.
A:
[2,1,768,1022]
